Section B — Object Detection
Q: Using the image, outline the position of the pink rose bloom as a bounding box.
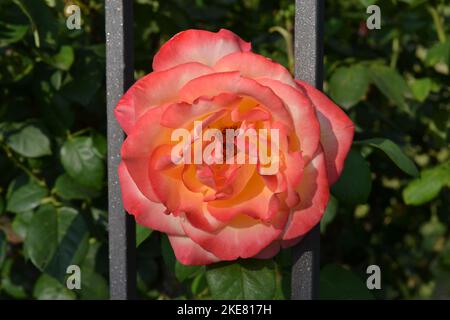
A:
[115,29,354,265]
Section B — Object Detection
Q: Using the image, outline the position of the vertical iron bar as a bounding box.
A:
[291,0,324,300]
[106,0,136,300]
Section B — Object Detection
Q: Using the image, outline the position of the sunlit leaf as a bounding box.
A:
[403,160,449,206]
[329,65,370,109]
[7,125,51,158]
[356,138,419,177]
[175,261,204,282]
[411,78,432,102]
[33,274,76,300]
[368,65,410,112]
[60,136,104,189]
[6,180,47,214]
[206,259,276,299]
[24,205,89,280]
[54,174,100,200]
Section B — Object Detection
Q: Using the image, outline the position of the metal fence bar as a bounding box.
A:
[291,0,324,300]
[106,0,136,300]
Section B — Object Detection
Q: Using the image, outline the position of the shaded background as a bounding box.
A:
[0,0,448,299]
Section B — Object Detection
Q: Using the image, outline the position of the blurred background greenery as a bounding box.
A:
[0,0,448,300]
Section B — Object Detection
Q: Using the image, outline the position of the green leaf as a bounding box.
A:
[331,149,372,205]
[50,70,62,90]
[1,259,27,299]
[60,136,104,189]
[403,160,450,206]
[411,78,432,102]
[137,250,159,292]
[321,195,338,234]
[206,259,276,300]
[160,234,176,273]
[137,234,159,291]
[0,49,34,83]
[0,230,6,268]
[50,46,74,71]
[426,41,450,67]
[359,0,378,7]
[92,133,107,159]
[24,205,57,270]
[11,210,33,240]
[79,269,109,300]
[175,261,204,282]
[356,138,419,177]
[54,174,100,200]
[6,180,47,214]
[33,274,76,300]
[420,215,446,252]
[45,207,90,280]
[79,240,104,271]
[24,205,89,280]
[191,272,208,296]
[0,22,28,47]
[320,264,374,299]
[398,0,427,6]
[7,125,51,158]
[136,224,152,248]
[329,65,370,109]
[368,65,409,112]
[60,66,102,106]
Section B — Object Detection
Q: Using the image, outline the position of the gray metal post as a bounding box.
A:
[106,0,136,300]
[291,0,324,300]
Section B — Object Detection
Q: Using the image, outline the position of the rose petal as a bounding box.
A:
[295,80,354,184]
[253,241,281,259]
[115,62,213,133]
[254,237,303,259]
[121,107,170,203]
[179,72,293,129]
[207,172,278,222]
[168,235,219,265]
[257,78,321,164]
[160,93,240,129]
[214,51,296,87]
[181,210,288,260]
[153,29,251,71]
[282,149,330,240]
[118,162,184,236]
[230,105,271,122]
[148,144,225,233]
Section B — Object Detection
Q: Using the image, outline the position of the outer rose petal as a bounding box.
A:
[282,149,330,240]
[254,237,303,259]
[118,162,184,236]
[214,51,297,87]
[295,80,354,184]
[253,241,280,259]
[257,78,321,163]
[121,107,171,203]
[181,210,289,261]
[153,29,251,71]
[168,235,219,265]
[115,62,213,133]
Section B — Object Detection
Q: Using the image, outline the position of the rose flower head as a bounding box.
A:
[115,29,354,265]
